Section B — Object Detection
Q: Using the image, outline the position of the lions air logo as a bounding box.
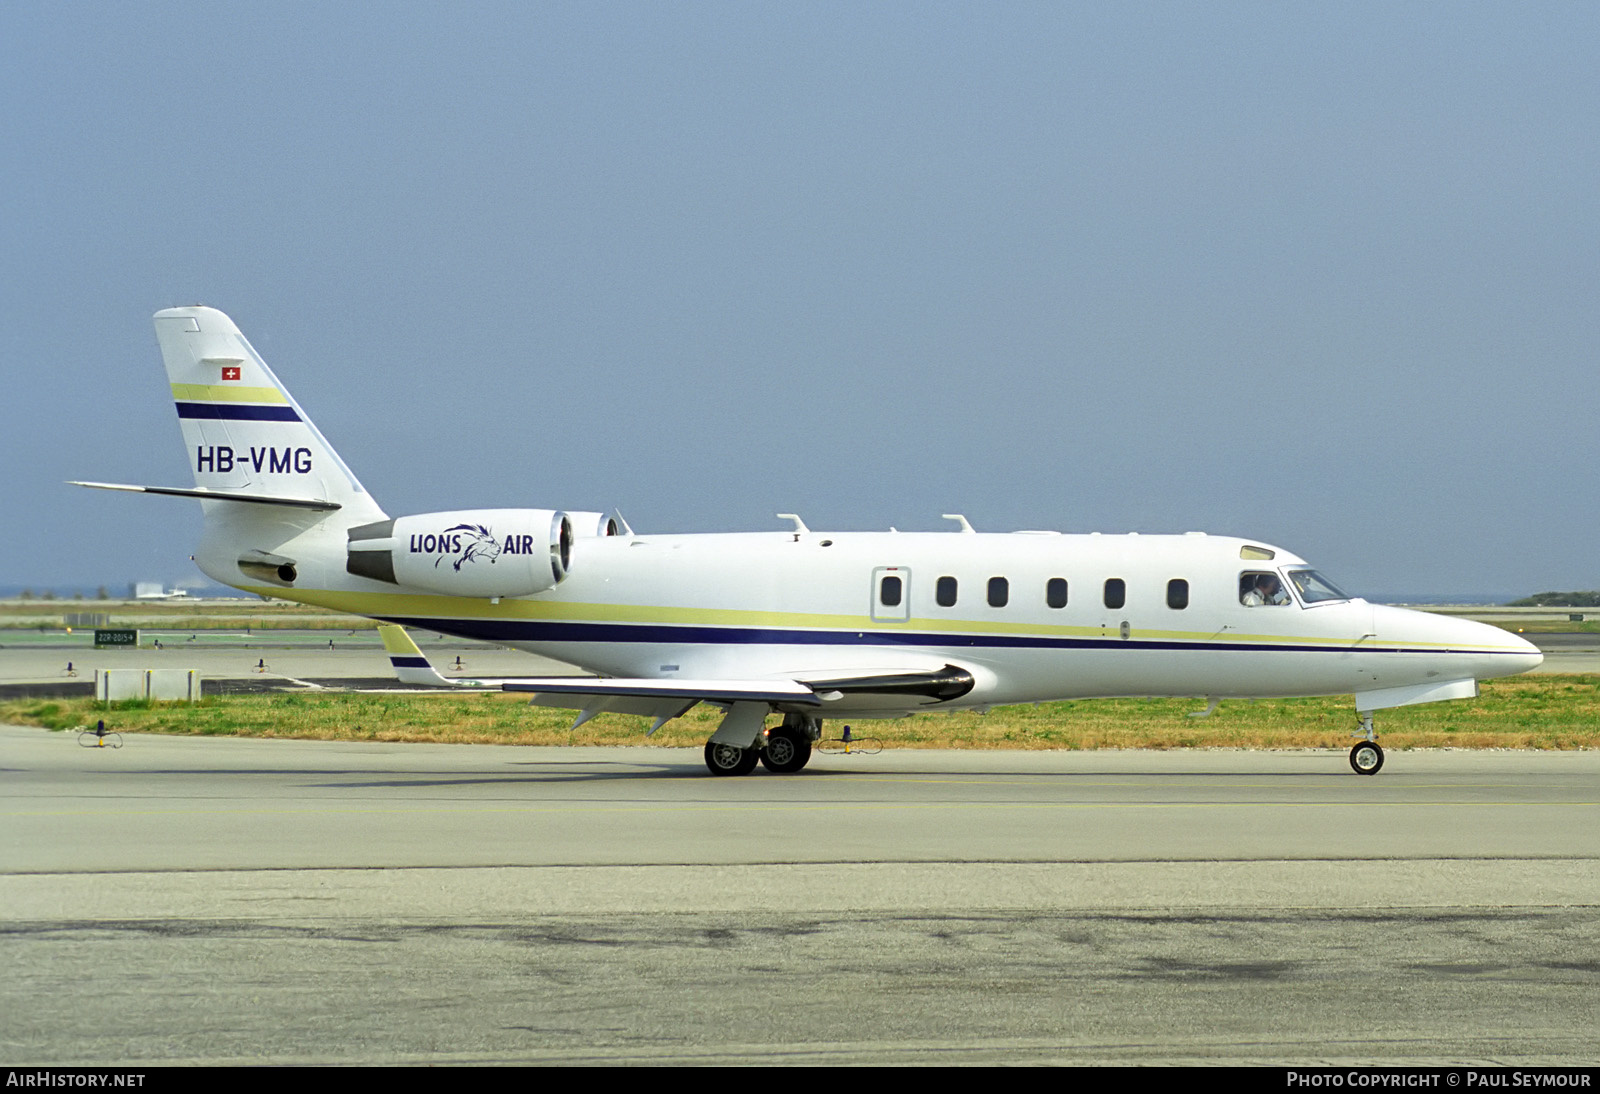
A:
[408,524,547,570]
[410,524,502,571]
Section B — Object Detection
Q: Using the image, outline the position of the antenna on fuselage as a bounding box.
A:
[942,514,976,533]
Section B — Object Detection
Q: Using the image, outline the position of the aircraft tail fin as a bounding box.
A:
[152,306,385,522]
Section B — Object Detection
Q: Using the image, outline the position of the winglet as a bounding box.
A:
[377,625,454,686]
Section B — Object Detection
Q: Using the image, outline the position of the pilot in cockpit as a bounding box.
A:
[1240,572,1291,606]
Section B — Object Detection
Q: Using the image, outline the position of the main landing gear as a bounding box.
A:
[759,723,812,773]
[703,714,818,776]
[1349,712,1384,775]
[704,740,760,776]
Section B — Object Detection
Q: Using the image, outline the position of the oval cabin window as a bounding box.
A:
[1046,578,1068,609]
[1167,578,1189,610]
[988,577,1009,608]
[1104,578,1125,610]
[880,575,903,607]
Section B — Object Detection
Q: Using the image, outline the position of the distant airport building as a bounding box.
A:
[131,582,190,600]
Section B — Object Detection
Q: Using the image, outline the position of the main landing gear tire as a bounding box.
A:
[1349,741,1384,776]
[705,741,760,777]
[759,727,812,774]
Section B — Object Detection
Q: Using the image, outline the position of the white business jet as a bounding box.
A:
[75,307,1542,776]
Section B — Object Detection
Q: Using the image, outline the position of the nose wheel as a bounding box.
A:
[1349,713,1383,775]
[1349,740,1384,775]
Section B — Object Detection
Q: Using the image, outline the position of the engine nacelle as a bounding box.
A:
[565,510,631,538]
[346,509,572,597]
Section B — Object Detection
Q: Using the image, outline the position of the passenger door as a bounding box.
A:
[871,567,912,623]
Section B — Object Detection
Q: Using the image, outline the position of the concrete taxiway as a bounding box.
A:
[3,726,1597,1065]
[0,630,585,697]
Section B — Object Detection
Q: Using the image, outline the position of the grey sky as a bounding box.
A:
[3,2,1595,598]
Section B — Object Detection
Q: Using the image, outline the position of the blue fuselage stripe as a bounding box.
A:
[175,402,301,421]
[379,615,1500,657]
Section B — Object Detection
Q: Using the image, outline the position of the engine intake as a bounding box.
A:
[565,510,631,538]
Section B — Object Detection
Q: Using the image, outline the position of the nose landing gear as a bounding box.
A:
[1349,713,1384,775]
[1349,740,1384,775]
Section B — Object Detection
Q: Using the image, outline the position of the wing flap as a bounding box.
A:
[502,678,822,706]
[508,679,820,736]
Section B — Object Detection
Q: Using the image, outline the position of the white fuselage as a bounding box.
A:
[228,524,1542,719]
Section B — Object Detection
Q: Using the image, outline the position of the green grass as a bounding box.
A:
[5,674,1597,751]
[1489,619,1600,634]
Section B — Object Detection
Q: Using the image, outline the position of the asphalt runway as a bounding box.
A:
[3,727,1597,1065]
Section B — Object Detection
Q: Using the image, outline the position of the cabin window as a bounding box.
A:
[1239,571,1290,606]
[1046,578,1068,609]
[1104,578,1125,610]
[987,577,1009,608]
[936,576,958,607]
[1167,578,1189,610]
[880,575,903,607]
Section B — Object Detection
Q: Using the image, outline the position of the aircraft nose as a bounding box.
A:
[1453,616,1543,679]
[1499,626,1545,676]
[1375,605,1544,680]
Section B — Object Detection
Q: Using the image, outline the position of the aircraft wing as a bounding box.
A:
[380,624,821,729]
[503,669,975,732]
[503,678,821,733]
[377,624,970,735]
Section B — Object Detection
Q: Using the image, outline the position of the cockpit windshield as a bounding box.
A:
[1285,568,1349,605]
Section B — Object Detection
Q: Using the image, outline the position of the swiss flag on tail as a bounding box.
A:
[221,366,241,381]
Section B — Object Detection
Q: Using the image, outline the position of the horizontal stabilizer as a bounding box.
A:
[70,481,341,511]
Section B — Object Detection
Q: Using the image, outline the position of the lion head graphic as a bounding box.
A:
[437,523,502,571]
